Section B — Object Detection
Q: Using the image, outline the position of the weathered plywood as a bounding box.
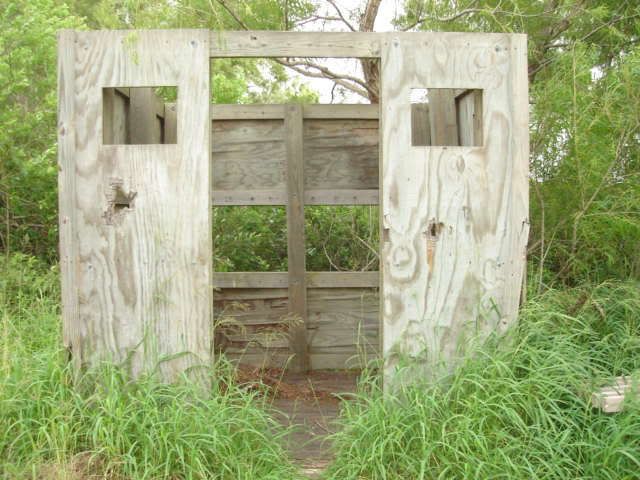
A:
[380,33,529,383]
[59,30,212,382]
[57,30,80,372]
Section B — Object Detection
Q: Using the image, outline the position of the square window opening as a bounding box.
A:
[410,88,483,147]
[213,206,288,272]
[103,86,178,145]
[305,205,379,272]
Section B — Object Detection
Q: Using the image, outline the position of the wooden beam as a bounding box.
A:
[212,271,379,289]
[284,103,308,372]
[211,189,379,206]
[305,189,379,205]
[303,104,379,119]
[212,272,288,289]
[209,104,379,120]
[211,104,285,120]
[212,189,287,205]
[306,271,378,288]
[210,31,381,58]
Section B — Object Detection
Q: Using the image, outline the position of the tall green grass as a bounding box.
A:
[326,282,640,479]
[0,254,300,479]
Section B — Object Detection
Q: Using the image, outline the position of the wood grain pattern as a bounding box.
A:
[212,119,286,190]
[304,119,378,190]
[213,287,379,370]
[212,271,378,289]
[210,31,381,58]
[285,104,308,372]
[57,30,80,372]
[380,33,529,385]
[59,30,212,382]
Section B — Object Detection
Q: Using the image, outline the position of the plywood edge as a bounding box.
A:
[57,29,79,360]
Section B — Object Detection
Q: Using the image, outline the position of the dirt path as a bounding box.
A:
[269,371,359,478]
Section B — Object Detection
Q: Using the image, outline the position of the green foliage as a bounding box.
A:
[0,255,301,479]
[327,281,640,479]
[0,0,84,260]
[212,206,378,272]
[398,0,640,284]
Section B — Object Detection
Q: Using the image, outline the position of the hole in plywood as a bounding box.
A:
[103,86,177,145]
[410,88,483,147]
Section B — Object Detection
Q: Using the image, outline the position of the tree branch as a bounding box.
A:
[327,0,357,31]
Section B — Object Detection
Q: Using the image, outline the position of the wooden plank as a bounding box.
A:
[304,119,378,190]
[210,189,379,206]
[410,103,431,146]
[285,104,308,372]
[380,33,530,385]
[212,272,288,289]
[129,87,162,144]
[455,89,483,147]
[212,189,287,205]
[212,271,379,289]
[66,30,212,382]
[428,89,459,146]
[211,104,285,120]
[306,271,379,288]
[210,31,381,58]
[163,103,178,144]
[57,30,80,372]
[103,88,129,144]
[303,104,379,119]
[210,104,379,120]
[305,189,379,205]
[212,119,286,190]
[210,117,377,192]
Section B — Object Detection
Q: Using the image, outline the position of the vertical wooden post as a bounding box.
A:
[410,103,431,146]
[428,89,459,146]
[284,104,308,373]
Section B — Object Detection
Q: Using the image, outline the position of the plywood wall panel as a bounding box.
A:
[380,33,529,384]
[58,30,212,382]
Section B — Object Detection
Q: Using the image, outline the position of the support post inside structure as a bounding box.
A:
[285,103,309,373]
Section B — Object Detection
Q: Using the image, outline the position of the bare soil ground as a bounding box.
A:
[235,366,359,478]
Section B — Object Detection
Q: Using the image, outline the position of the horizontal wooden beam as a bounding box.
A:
[210,31,381,58]
[212,271,379,289]
[304,104,378,119]
[306,189,379,205]
[210,104,379,120]
[212,190,287,205]
[306,271,379,288]
[212,189,379,206]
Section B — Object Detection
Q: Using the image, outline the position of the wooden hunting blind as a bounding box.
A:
[57,30,529,383]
